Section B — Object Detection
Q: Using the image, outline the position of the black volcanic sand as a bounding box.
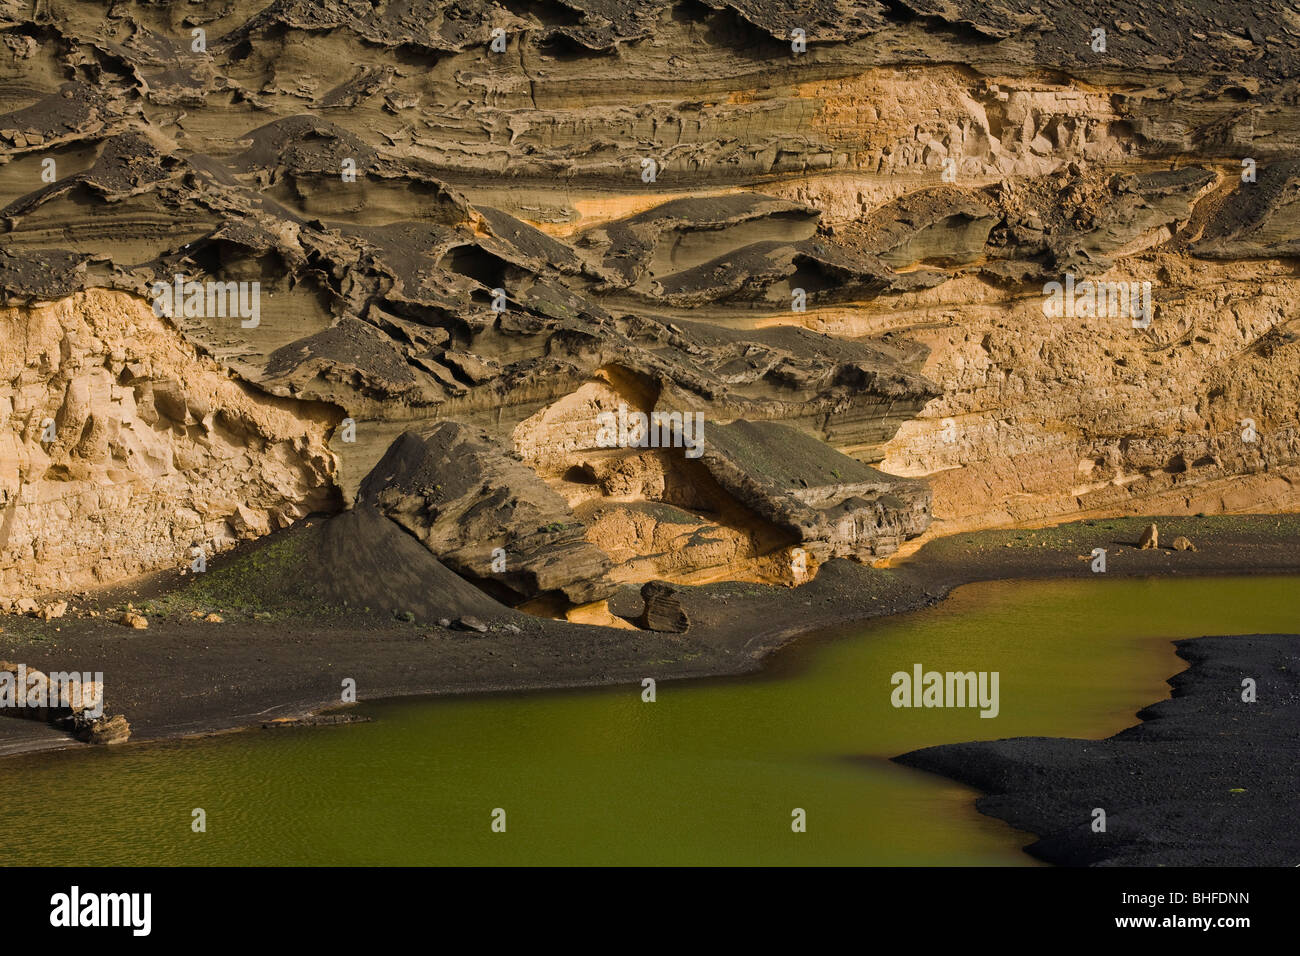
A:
[1,512,1299,756]
[897,634,1300,866]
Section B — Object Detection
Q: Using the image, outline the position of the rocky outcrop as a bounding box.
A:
[62,712,131,745]
[1193,160,1300,259]
[700,420,931,564]
[3,0,1299,615]
[358,424,615,606]
[507,370,931,588]
[880,238,1300,535]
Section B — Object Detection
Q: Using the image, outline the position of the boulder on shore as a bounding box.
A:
[0,662,108,727]
[37,601,67,621]
[638,581,689,633]
[60,712,131,745]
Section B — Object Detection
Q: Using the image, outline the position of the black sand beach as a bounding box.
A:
[897,633,1300,866]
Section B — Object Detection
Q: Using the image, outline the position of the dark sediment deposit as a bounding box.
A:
[898,634,1300,866]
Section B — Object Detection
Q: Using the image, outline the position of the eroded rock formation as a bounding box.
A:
[2,0,1298,616]
[0,289,340,597]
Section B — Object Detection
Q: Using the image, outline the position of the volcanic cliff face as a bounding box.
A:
[1,1,1298,615]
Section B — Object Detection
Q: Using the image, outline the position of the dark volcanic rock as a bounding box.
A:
[1193,160,1300,259]
[302,504,517,624]
[637,581,690,633]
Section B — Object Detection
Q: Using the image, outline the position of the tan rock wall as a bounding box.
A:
[0,290,342,597]
[880,259,1300,532]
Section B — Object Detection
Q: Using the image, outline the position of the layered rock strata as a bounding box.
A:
[2,1,1299,613]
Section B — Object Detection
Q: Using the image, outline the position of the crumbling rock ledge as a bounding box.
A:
[702,419,931,564]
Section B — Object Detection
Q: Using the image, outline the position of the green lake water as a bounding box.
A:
[1,575,1296,866]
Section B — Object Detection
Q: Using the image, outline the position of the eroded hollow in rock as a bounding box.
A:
[513,364,806,592]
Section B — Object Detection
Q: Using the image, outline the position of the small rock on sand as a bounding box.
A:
[638,581,690,633]
[1138,523,1158,549]
[120,611,149,629]
[37,601,67,621]
[67,713,131,745]
[1172,535,1197,552]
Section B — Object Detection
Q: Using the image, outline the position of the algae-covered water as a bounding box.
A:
[1,576,1296,865]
